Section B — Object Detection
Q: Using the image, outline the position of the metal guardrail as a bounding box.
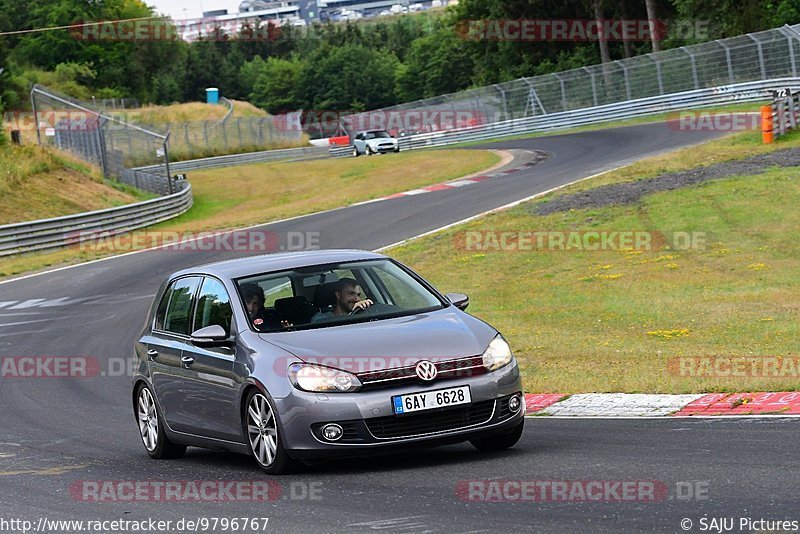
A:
[329,78,800,157]
[0,181,193,257]
[135,145,330,173]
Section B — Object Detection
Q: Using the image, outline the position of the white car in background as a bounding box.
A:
[352,130,400,156]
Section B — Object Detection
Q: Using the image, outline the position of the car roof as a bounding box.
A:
[168,249,388,280]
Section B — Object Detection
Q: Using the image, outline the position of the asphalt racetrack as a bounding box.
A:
[2,123,797,533]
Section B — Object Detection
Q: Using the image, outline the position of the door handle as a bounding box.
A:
[181,356,195,366]
[147,349,158,360]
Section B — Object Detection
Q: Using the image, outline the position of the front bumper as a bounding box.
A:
[370,143,398,153]
[273,359,523,459]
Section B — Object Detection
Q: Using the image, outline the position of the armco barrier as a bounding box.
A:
[135,145,329,173]
[0,181,192,257]
[329,78,800,158]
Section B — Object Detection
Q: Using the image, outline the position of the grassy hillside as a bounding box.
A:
[0,145,152,225]
[125,100,268,126]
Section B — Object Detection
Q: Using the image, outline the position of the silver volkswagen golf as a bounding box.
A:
[133,250,524,473]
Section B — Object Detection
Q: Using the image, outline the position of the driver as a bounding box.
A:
[311,278,373,322]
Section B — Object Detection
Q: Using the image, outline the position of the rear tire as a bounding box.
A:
[470,419,524,451]
[245,389,297,474]
[135,383,186,459]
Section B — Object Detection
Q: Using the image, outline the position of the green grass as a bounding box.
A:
[0,149,501,278]
[0,144,149,225]
[388,130,800,394]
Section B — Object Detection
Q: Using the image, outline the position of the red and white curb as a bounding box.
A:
[351,152,546,206]
[524,392,800,417]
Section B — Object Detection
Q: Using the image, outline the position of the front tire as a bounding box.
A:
[245,389,296,474]
[352,146,359,157]
[470,419,524,451]
[135,383,186,459]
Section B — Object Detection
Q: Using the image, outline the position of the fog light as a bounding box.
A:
[508,395,522,413]
[321,424,343,441]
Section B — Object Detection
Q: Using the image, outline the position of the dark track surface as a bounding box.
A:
[3,124,794,533]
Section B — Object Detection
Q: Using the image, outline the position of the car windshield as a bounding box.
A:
[366,131,391,139]
[235,259,445,332]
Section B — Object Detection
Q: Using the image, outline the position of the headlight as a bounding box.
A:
[482,335,513,371]
[288,363,362,393]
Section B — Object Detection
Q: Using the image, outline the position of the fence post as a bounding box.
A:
[164,133,174,195]
[681,47,700,89]
[97,116,110,178]
[582,67,598,107]
[788,36,797,77]
[30,86,42,146]
[747,35,767,80]
[649,55,664,95]
[553,74,567,111]
[619,62,632,100]
[718,41,735,84]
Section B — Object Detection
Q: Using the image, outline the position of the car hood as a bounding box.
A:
[259,308,496,367]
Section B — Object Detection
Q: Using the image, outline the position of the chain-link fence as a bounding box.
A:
[344,24,800,136]
[162,114,306,162]
[30,85,175,195]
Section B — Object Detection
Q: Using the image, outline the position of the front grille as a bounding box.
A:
[357,356,486,392]
[365,399,496,439]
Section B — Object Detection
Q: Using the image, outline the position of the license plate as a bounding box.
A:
[392,385,471,415]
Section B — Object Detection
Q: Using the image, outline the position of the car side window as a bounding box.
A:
[162,277,201,335]
[154,281,175,331]
[193,277,233,336]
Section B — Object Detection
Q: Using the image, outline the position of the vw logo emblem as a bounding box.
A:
[415,360,437,381]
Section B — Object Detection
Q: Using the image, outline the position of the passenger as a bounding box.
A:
[311,278,373,322]
[241,283,270,329]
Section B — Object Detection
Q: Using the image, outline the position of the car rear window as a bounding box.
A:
[161,277,201,335]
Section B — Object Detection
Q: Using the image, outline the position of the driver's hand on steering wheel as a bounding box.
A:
[350,299,374,314]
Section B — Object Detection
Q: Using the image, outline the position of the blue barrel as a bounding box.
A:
[206,88,219,104]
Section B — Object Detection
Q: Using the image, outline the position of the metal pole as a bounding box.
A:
[494,85,510,121]
[97,117,110,178]
[30,86,42,145]
[747,35,767,80]
[650,55,664,95]
[163,133,174,195]
[718,41,734,84]
[554,74,567,111]
[681,47,700,89]
[583,67,599,107]
[788,36,797,77]
[619,63,632,100]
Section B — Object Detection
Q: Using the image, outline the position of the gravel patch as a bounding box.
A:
[534,147,800,215]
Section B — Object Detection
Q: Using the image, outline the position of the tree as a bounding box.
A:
[298,45,399,111]
[645,0,661,52]
[396,28,474,101]
[248,57,304,113]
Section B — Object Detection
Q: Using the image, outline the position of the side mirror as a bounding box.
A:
[190,325,231,346]
[445,292,469,311]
